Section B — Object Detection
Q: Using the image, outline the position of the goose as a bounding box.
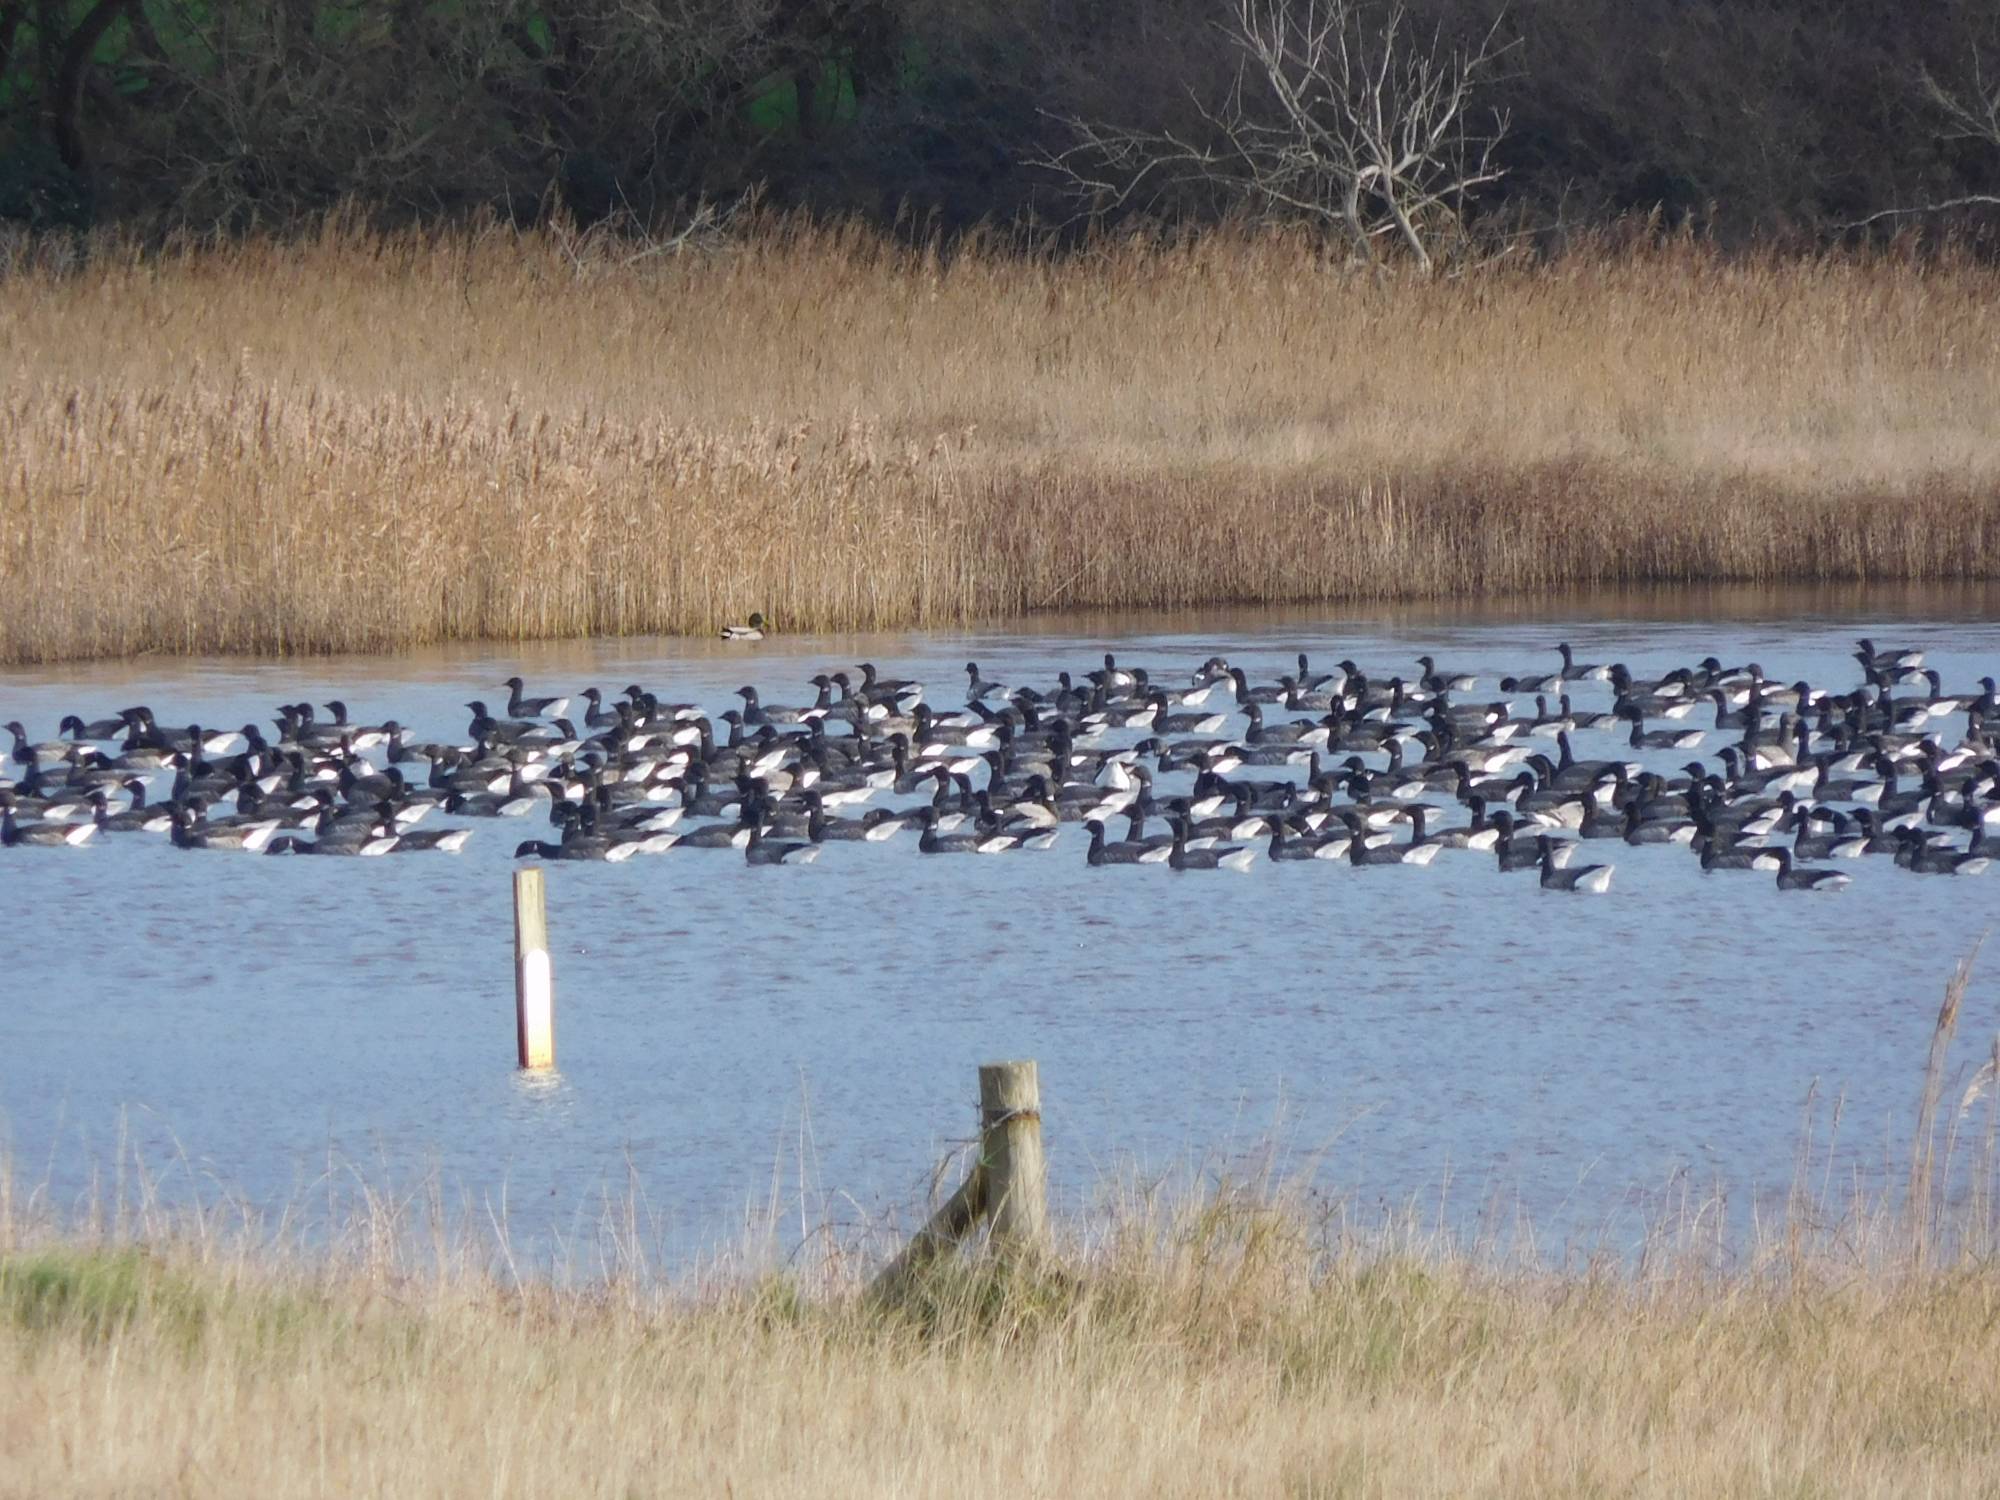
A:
[1563,696,1622,733]
[1545,734,1635,791]
[1607,665,1692,707]
[1621,800,1697,845]
[1344,812,1442,867]
[1790,817,1868,861]
[1263,817,1323,862]
[1240,701,1325,747]
[575,688,624,730]
[1279,676,1341,714]
[1502,769,1593,826]
[1854,638,1922,673]
[1962,677,1999,724]
[722,612,767,641]
[1150,691,1229,737]
[1192,656,1236,687]
[60,711,133,742]
[509,837,631,862]
[1855,762,1932,818]
[1415,655,1477,693]
[854,663,921,705]
[1293,653,1338,691]
[40,642,2000,904]
[443,786,541,818]
[1893,828,1991,876]
[1623,706,1705,751]
[504,678,570,720]
[1697,835,1784,873]
[1167,816,1255,872]
[168,807,281,853]
[1,808,96,847]
[1555,641,1610,682]
[1224,667,1288,706]
[809,806,906,843]
[917,807,1019,854]
[736,685,816,727]
[275,704,355,752]
[265,832,386,856]
[547,803,674,861]
[745,826,819,865]
[464,702,544,745]
[1771,847,1852,890]
[5,721,73,767]
[1420,797,1502,852]
[1537,835,1612,892]
[1491,812,1571,869]
[1502,665,1564,696]
[1088,653,1138,692]
[909,705,1000,753]
[306,701,390,752]
[964,662,1008,699]
[386,827,476,853]
[674,819,756,849]
[1838,808,1906,855]
[1807,754,1874,803]
[85,780,160,833]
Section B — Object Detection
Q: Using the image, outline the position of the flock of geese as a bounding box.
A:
[4,639,1998,894]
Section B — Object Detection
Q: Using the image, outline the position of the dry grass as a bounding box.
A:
[3,218,2000,663]
[5,1169,2000,1498]
[5,958,2000,1498]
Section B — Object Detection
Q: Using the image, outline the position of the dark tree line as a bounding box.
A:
[1,0,1996,242]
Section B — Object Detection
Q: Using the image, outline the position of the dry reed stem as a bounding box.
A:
[3,220,1999,663]
[4,1174,2000,1498]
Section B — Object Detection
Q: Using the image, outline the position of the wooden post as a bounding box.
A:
[514,867,554,1070]
[869,1162,987,1296]
[871,1058,1048,1298]
[979,1060,1047,1252]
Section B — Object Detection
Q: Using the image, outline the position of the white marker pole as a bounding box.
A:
[514,867,555,1070]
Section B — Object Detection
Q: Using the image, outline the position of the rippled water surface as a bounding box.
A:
[6,585,2000,1262]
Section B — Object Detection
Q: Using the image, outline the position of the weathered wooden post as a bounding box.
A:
[979,1060,1048,1251]
[514,867,554,1070]
[872,1059,1048,1297]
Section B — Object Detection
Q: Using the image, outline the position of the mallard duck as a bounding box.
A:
[721,612,767,641]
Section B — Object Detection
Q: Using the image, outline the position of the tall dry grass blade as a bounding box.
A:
[1909,945,1979,1265]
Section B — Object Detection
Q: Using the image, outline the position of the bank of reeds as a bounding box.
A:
[3,220,1999,664]
[4,959,2000,1495]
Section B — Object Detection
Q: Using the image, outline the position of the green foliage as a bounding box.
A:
[0,1248,205,1350]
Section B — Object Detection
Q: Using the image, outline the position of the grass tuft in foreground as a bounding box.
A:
[3,219,1999,663]
[5,1183,2000,1496]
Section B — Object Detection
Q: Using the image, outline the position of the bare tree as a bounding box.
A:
[1040,0,1511,273]
[1843,48,2000,231]
[1925,49,2000,154]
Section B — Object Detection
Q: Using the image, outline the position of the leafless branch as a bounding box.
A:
[1846,48,2000,232]
[1837,196,2000,231]
[1035,0,1513,273]
[1921,48,2000,150]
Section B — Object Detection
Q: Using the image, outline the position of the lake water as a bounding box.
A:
[5,585,2000,1267]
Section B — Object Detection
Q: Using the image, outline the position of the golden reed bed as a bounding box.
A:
[3,221,1997,664]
